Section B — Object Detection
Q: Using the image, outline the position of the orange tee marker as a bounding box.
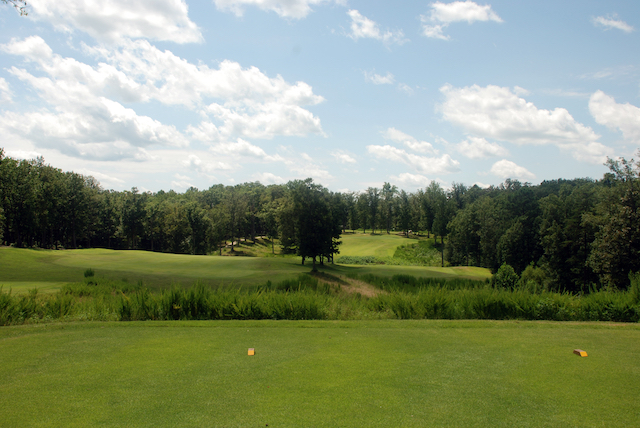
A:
[248,348,255,356]
[573,349,588,357]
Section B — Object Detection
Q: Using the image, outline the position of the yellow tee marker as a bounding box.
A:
[248,348,255,356]
[573,349,588,357]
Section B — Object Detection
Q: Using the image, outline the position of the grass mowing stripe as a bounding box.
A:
[1,320,638,427]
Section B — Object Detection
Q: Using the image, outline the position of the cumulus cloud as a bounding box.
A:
[1,36,324,160]
[183,154,233,173]
[213,0,343,19]
[367,145,460,175]
[29,0,202,43]
[364,71,394,85]
[589,90,640,142]
[0,78,12,103]
[490,159,535,180]
[389,172,432,187]
[440,84,609,163]
[5,150,43,160]
[171,173,195,189]
[331,151,357,164]
[347,10,407,46]
[252,172,285,184]
[211,139,282,162]
[77,169,125,187]
[455,137,508,159]
[382,128,437,155]
[421,1,503,40]
[592,14,634,33]
[286,160,332,181]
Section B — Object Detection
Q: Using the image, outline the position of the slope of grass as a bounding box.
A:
[338,233,409,258]
[0,245,491,294]
[1,320,638,427]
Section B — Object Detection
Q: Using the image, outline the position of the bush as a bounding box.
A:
[494,263,519,290]
[84,268,95,278]
[518,263,547,293]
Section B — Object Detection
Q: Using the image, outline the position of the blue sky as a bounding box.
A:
[1,0,639,192]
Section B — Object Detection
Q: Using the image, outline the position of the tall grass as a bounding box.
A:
[1,273,639,325]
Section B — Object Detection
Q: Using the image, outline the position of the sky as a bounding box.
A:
[0,0,639,193]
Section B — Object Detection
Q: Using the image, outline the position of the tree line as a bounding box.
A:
[1,148,638,289]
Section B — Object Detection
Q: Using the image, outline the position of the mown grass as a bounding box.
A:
[1,320,639,427]
[338,232,409,258]
[0,244,491,294]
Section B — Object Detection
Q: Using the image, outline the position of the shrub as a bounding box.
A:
[84,268,95,278]
[494,263,519,290]
[518,263,547,293]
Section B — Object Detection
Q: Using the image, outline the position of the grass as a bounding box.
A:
[0,238,491,294]
[338,232,410,258]
[0,320,638,427]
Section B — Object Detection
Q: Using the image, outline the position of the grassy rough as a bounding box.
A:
[2,274,639,324]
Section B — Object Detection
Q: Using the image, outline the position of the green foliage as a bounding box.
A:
[336,255,383,265]
[630,271,640,305]
[84,268,95,278]
[493,263,519,290]
[392,240,441,266]
[518,263,547,293]
[2,270,640,324]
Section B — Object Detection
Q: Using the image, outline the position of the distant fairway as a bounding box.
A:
[338,232,409,257]
[1,320,638,427]
[0,236,491,293]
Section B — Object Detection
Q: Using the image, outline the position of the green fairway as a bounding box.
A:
[338,232,410,257]
[0,243,491,293]
[1,320,638,427]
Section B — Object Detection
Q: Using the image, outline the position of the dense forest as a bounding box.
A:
[1,147,638,291]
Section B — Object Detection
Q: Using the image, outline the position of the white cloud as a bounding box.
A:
[440,84,608,163]
[455,137,508,159]
[382,127,437,155]
[213,0,342,19]
[367,144,460,175]
[1,37,324,160]
[0,78,12,103]
[171,172,195,189]
[30,0,203,43]
[472,181,491,189]
[252,172,285,184]
[286,160,332,181]
[589,90,640,142]
[592,14,634,33]
[331,151,357,164]
[183,154,233,173]
[5,150,43,160]
[77,169,125,187]
[210,139,283,162]
[397,83,414,95]
[421,1,503,40]
[389,172,432,187]
[347,9,407,46]
[490,159,535,180]
[364,71,394,85]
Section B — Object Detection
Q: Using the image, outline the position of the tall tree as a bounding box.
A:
[367,187,380,234]
[587,154,640,288]
[381,182,398,234]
